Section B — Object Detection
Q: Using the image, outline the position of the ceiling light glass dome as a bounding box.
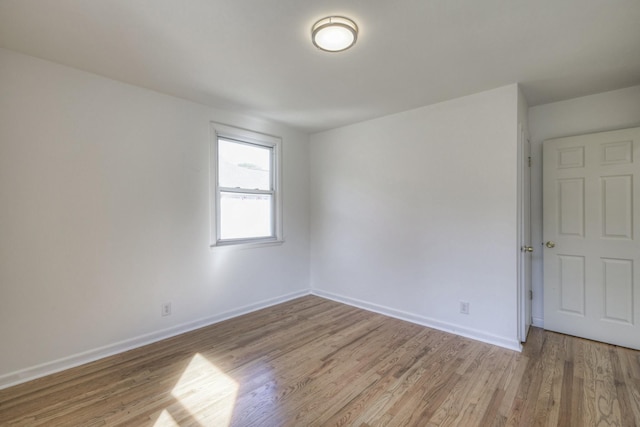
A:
[312,16,358,52]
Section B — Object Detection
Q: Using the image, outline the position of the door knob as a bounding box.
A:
[521,246,534,252]
[545,241,556,248]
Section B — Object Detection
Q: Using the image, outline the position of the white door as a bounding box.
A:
[543,127,640,350]
[519,125,532,342]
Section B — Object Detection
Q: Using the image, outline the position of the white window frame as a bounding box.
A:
[210,122,283,248]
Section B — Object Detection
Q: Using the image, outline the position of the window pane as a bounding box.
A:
[218,138,271,190]
[220,192,272,239]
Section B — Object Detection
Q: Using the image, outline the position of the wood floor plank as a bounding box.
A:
[610,348,636,427]
[496,353,529,419]
[1,295,639,426]
[425,345,499,426]
[314,329,439,426]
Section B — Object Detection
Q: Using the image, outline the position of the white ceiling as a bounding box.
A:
[1,0,639,133]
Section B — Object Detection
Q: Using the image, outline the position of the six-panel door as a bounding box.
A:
[543,127,640,350]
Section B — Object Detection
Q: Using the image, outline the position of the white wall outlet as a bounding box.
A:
[460,301,470,315]
[161,302,172,317]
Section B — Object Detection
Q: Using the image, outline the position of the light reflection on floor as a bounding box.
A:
[155,409,180,426]
[154,353,239,426]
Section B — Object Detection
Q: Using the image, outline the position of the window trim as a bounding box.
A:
[210,122,283,248]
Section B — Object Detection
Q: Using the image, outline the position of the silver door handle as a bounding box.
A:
[545,241,556,248]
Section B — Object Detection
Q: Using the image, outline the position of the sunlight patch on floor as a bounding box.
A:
[154,409,180,426]
[154,353,239,426]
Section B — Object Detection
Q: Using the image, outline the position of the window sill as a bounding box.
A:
[209,239,285,251]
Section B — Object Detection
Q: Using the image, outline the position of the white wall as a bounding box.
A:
[0,48,310,387]
[309,85,522,350]
[528,85,640,327]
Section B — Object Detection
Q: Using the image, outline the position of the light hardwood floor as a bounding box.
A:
[1,296,639,426]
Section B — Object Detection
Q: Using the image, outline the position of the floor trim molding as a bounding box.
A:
[532,316,544,328]
[311,289,522,352]
[0,289,309,390]
[1,288,525,390]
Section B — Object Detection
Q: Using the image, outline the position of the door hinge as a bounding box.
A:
[529,290,533,300]
[528,156,532,167]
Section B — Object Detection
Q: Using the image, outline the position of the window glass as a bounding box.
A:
[219,192,272,239]
[218,138,271,191]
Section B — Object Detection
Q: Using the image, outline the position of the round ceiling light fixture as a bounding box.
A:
[311,16,358,52]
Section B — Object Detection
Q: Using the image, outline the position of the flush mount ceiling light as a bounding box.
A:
[311,16,358,52]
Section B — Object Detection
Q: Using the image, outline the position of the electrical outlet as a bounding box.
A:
[460,301,470,315]
[161,302,172,317]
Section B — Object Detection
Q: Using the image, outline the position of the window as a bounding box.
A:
[210,123,282,247]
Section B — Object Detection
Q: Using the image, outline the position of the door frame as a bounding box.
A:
[518,123,532,342]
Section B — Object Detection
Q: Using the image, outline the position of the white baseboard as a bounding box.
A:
[532,316,544,328]
[0,289,310,390]
[311,289,522,352]
[1,288,524,390]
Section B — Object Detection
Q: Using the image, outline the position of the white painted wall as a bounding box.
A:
[528,85,640,327]
[309,85,522,350]
[0,48,310,386]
